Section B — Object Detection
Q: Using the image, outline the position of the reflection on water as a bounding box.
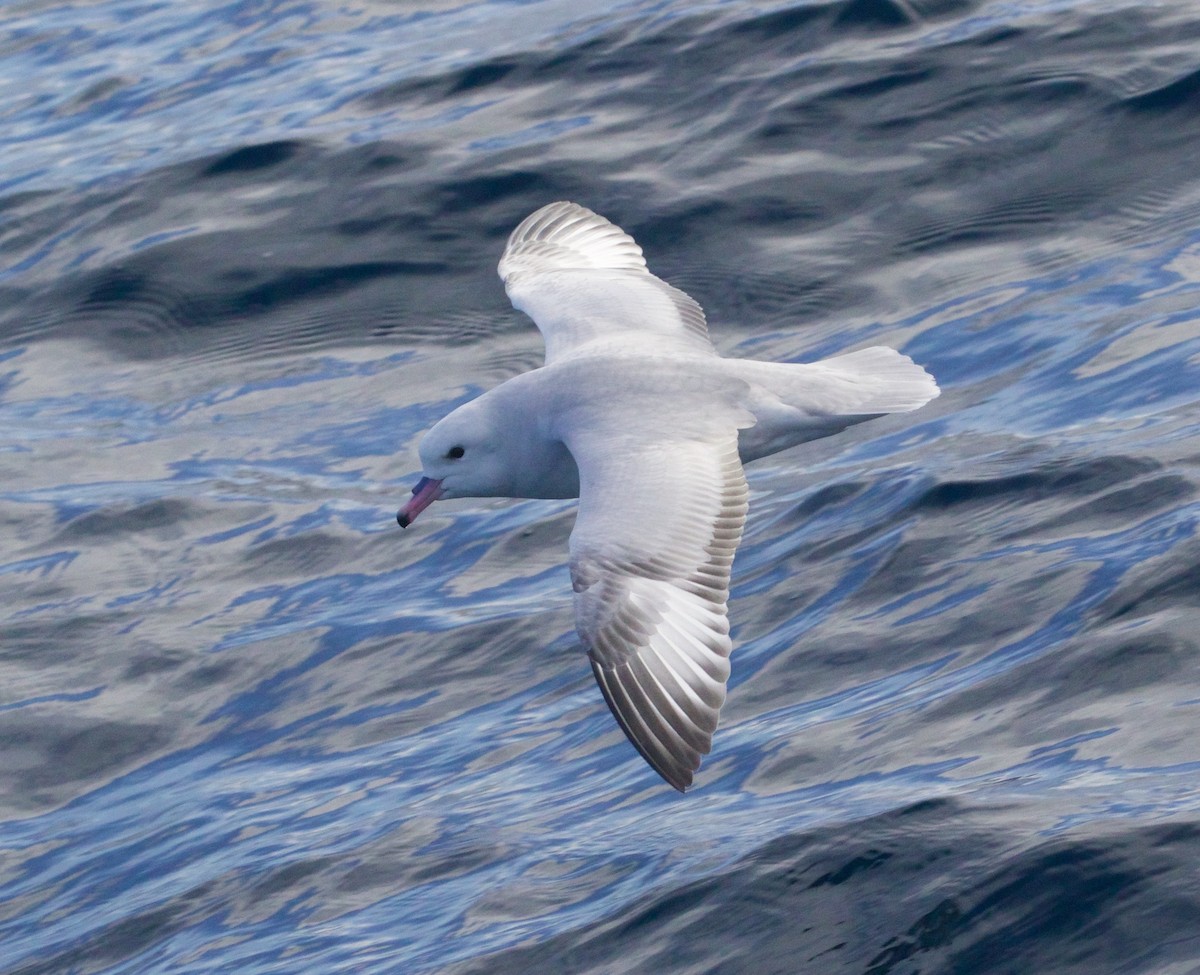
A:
[2,0,1200,973]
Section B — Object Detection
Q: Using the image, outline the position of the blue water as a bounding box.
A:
[3,1,1200,973]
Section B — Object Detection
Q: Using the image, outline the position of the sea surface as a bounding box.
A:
[3,0,1200,972]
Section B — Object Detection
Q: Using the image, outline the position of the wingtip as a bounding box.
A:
[498,201,647,282]
[590,656,705,793]
[655,759,696,793]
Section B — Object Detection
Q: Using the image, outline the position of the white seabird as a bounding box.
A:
[398,202,939,791]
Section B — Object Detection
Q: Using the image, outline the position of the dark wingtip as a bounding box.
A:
[589,657,701,794]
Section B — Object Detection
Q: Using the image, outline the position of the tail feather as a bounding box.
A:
[817,346,940,414]
[733,346,939,464]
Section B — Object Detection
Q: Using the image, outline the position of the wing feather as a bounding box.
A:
[567,434,749,791]
[498,201,715,364]
[591,660,694,791]
[499,201,648,277]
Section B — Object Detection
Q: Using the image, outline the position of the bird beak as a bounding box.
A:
[397,476,444,528]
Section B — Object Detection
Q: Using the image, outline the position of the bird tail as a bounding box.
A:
[811,345,940,414]
[731,346,939,464]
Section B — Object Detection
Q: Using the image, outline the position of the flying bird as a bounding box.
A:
[398,202,938,791]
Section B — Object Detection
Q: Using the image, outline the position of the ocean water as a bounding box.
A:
[2,0,1200,972]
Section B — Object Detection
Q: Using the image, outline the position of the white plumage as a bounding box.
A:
[398,202,939,791]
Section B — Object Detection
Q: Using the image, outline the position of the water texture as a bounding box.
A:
[2,0,1199,973]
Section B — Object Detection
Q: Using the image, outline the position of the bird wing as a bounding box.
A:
[561,414,750,791]
[498,201,716,365]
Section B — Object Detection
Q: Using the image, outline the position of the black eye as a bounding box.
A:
[446,445,465,459]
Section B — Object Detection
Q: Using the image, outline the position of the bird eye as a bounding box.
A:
[446,445,465,459]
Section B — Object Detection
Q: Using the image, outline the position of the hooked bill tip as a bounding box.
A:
[396,475,443,530]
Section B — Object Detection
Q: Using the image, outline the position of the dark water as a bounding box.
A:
[3,0,1200,972]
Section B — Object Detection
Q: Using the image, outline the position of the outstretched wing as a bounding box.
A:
[564,424,749,791]
[498,201,716,364]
